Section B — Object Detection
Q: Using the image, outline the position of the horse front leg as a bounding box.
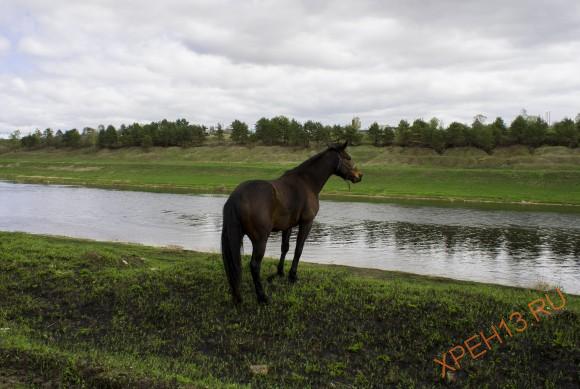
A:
[288,222,313,283]
[250,238,269,304]
[277,228,292,276]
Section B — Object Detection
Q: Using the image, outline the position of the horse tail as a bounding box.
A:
[221,197,243,303]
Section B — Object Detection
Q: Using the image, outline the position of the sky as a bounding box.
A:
[1,0,580,138]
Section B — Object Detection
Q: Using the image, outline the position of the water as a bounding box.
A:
[1,182,579,293]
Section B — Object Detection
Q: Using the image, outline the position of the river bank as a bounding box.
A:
[1,145,580,207]
[1,232,578,387]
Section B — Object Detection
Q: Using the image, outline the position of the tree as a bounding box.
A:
[446,122,468,148]
[331,125,345,142]
[383,126,395,146]
[21,131,41,148]
[490,117,509,146]
[157,119,174,146]
[287,119,309,147]
[141,134,153,150]
[43,128,54,147]
[255,117,278,145]
[99,125,118,148]
[471,116,494,152]
[395,120,411,146]
[343,124,363,145]
[271,116,291,145]
[367,122,383,146]
[142,122,157,146]
[9,130,21,148]
[126,123,144,147]
[118,124,132,147]
[509,115,527,144]
[174,118,190,146]
[191,124,207,146]
[215,123,225,144]
[97,129,106,148]
[106,125,118,148]
[409,119,429,147]
[304,121,329,145]
[9,130,21,141]
[523,117,548,148]
[63,128,81,148]
[81,127,97,148]
[552,118,578,147]
[427,118,445,152]
[430,128,446,153]
[54,130,64,148]
[230,120,249,144]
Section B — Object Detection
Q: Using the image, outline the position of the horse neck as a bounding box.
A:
[297,152,337,195]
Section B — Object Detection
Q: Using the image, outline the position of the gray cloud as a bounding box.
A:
[0,35,9,55]
[1,0,580,137]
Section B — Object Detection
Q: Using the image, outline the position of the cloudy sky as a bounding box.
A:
[1,0,580,137]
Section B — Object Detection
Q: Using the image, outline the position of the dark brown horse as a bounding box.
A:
[221,142,363,304]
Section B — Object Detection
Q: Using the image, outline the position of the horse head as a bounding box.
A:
[329,141,363,183]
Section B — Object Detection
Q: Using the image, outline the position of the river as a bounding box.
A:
[1,181,578,293]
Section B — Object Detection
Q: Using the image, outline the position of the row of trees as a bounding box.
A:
[367,114,580,152]
[12,113,580,153]
[17,118,207,150]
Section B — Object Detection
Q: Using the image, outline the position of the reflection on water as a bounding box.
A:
[1,182,579,294]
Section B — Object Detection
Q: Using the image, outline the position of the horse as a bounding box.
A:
[221,141,363,304]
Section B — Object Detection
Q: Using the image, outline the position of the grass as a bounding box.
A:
[1,145,580,206]
[1,232,578,387]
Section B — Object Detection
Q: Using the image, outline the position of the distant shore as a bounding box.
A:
[1,145,580,207]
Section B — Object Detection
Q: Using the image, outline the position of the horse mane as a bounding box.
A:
[281,148,332,176]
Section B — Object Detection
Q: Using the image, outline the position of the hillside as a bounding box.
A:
[1,145,580,206]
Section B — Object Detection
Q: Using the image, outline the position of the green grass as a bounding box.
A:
[1,145,580,206]
[1,232,578,387]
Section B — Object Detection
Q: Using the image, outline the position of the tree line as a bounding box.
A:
[10,112,580,153]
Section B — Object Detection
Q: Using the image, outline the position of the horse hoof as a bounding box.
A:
[288,273,298,283]
[257,295,271,304]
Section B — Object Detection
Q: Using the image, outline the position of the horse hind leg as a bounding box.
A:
[277,228,292,276]
[289,222,313,283]
[267,228,291,283]
[250,237,269,304]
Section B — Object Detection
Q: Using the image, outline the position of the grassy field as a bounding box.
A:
[1,145,580,206]
[0,232,578,388]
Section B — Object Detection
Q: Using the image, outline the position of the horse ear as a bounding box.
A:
[340,141,348,150]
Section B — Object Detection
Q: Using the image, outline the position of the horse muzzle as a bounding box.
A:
[350,171,363,183]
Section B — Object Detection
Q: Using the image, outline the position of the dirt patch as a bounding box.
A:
[45,165,102,172]
[120,254,147,267]
[0,367,57,388]
[0,163,20,168]
[81,251,147,269]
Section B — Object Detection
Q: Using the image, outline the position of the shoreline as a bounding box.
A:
[3,176,580,211]
[3,230,579,296]
[1,231,579,387]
